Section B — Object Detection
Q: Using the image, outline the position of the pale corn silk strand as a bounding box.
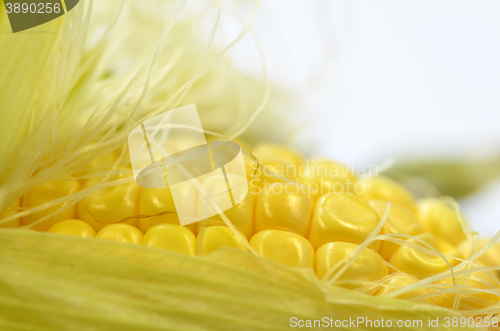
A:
[0,0,265,221]
[0,0,499,323]
[0,1,91,204]
[0,0,265,276]
[0,0,268,239]
[0,0,264,195]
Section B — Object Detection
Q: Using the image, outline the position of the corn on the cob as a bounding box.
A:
[2,2,491,329]
[2,142,500,329]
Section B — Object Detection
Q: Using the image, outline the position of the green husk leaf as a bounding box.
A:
[384,156,500,198]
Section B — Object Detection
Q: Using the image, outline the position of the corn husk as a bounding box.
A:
[0,229,471,331]
[385,157,500,198]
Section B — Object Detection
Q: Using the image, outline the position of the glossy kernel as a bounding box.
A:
[22,180,81,230]
[308,194,380,250]
[196,183,256,239]
[458,239,500,270]
[96,223,143,244]
[298,159,355,198]
[139,187,196,233]
[432,268,500,310]
[316,242,388,288]
[47,219,96,238]
[369,200,421,261]
[375,273,431,304]
[199,226,248,255]
[417,198,467,246]
[195,174,254,239]
[143,224,196,255]
[75,149,122,176]
[251,143,304,184]
[390,233,462,279]
[358,176,416,213]
[249,230,315,269]
[78,175,140,231]
[255,182,315,237]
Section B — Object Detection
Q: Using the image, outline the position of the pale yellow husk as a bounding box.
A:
[0,229,471,331]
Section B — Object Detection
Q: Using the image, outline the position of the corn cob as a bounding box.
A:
[0,2,499,330]
[2,142,499,325]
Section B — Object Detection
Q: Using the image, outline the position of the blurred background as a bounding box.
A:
[220,0,500,236]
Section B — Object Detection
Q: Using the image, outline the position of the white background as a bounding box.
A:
[222,1,500,235]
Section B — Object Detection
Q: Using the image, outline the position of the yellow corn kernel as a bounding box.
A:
[431,268,500,310]
[390,233,462,279]
[255,182,315,237]
[196,184,256,240]
[316,242,388,288]
[78,175,140,231]
[249,230,315,269]
[230,137,251,153]
[192,173,253,237]
[138,187,196,233]
[375,273,431,304]
[251,143,304,184]
[22,180,81,230]
[369,200,421,261]
[206,137,255,181]
[252,143,304,169]
[95,223,143,244]
[143,224,196,255]
[0,199,21,228]
[458,239,500,269]
[298,159,355,197]
[199,226,248,255]
[417,198,467,246]
[358,176,416,213]
[47,219,96,238]
[308,194,380,250]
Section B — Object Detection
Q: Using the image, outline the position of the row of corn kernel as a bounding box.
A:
[47,218,389,290]
[0,144,482,270]
[44,216,500,310]
[2,143,499,310]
